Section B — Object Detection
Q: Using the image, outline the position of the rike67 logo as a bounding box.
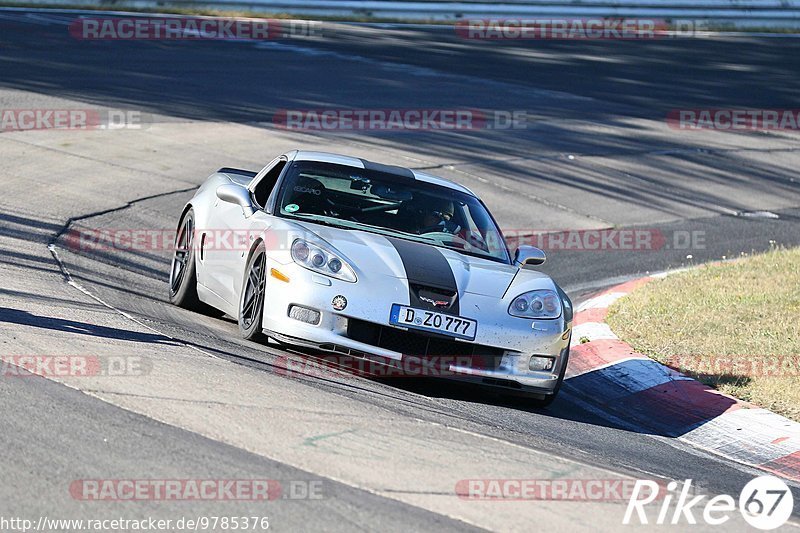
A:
[625,476,794,529]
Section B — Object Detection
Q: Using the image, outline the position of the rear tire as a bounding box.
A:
[238,243,267,341]
[169,209,202,310]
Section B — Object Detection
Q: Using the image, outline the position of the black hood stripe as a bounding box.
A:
[386,237,460,315]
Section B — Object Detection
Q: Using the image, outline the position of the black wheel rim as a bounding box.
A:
[241,252,266,329]
[170,216,193,296]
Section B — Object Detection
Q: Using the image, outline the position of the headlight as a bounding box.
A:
[508,290,562,319]
[291,239,357,283]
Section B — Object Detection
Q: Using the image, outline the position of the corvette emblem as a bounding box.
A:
[420,296,449,308]
[332,295,347,311]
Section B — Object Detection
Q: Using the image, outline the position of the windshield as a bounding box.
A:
[276,161,510,263]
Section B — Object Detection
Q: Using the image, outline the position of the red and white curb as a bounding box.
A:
[565,275,800,483]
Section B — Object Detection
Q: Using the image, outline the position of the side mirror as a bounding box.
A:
[514,245,546,267]
[216,184,255,217]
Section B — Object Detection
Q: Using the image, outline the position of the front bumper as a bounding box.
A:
[261,261,571,395]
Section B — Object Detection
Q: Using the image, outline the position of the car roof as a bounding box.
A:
[289,150,476,196]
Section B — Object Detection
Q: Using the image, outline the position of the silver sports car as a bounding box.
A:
[170,150,573,406]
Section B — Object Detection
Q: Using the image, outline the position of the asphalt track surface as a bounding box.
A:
[2,9,800,531]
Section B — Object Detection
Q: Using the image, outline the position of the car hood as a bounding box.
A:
[287,220,550,298]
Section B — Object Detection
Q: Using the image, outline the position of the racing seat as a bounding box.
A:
[394,200,421,233]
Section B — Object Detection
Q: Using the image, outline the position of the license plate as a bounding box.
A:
[389,304,477,340]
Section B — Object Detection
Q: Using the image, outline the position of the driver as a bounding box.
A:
[415,195,456,234]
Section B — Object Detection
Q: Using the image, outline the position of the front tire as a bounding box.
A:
[238,243,267,340]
